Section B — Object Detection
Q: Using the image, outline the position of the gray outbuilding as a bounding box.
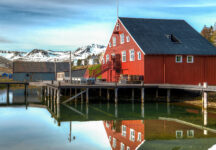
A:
[13,61,69,82]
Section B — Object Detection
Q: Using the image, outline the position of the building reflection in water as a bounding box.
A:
[103,117,216,150]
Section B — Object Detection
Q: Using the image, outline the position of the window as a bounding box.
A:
[109,42,112,48]
[120,33,125,44]
[187,130,194,138]
[113,37,116,46]
[137,132,141,141]
[127,146,130,150]
[109,136,112,141]
[106,122,109,128]
[113,138,116,148]
[126,36,130,42]
[102,58,105,64]
[137,52,141,60]
[122,125,126,137]
[187,56,194,63]
[176,55,182,63]
[130,49,135,61]
[130,129,135,141]
[176,130,183,138]
[106,54,109,63]
[166,34,180,43]
[122,51,126,62]
[111,53,115,57]
[116,23,120,31]
[121,142,125,150]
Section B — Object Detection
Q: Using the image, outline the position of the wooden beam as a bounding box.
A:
[62,90,87,104]
[62,104,85,117]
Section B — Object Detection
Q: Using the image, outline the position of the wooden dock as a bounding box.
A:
[42,81,214,110]
[0,82,29,105]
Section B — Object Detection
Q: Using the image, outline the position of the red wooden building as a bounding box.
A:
[101,17,216,85]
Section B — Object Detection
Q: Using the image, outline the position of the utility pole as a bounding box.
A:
[69,51,72,84]
[54,59,57,81]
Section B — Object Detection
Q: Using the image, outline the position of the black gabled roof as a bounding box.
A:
[119,17,216,55]
[13,62,69,73]
[71,69,87,78]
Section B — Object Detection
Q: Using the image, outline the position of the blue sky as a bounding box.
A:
[0,0,216,51]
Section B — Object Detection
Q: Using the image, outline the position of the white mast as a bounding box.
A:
[117,0,119,19]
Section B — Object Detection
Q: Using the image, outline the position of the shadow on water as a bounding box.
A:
[0,88,216,150]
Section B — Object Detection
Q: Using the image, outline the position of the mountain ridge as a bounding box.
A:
[0,44,106,62]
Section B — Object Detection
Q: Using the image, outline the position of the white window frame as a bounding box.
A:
[187,56,194,63]
[187,130,194,138]
[130,129,135,141]
[176,55,182,63]
[127,146,130,150]
[120,33,125,44]
[109,136,112,141]
[126,36,130,42]
[137,132,141,141]
[176,130,183,138]
[137,52,141,60]
[106,122,109,128]
[122,51,126,62]
[130,49,135,61]
[113,138,116,148]
[109,42,112,48]
[113,37,116,47]
[116,23,120,31]
[122,125,126,137]
[120,142,125,150]
[106,54,109,63]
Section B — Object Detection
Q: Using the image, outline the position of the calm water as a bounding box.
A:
[0,88,216,150]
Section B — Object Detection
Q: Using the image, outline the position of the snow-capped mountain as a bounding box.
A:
[0,44,106,62]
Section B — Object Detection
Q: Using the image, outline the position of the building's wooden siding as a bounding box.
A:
[13,73,55,82]
[145,55,216,85]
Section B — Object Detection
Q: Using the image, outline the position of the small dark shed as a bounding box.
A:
[13,62,69,82]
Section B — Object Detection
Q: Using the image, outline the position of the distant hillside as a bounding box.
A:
[0,56,12,68]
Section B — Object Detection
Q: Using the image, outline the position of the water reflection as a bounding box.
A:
[0,88,216,150]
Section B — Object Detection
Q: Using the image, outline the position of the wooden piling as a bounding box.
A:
[167,89,171,103]
[115,88,118,104]
[115,103,118,118]
[75,88,78,101]
[132,88,134,100]
[54,89,56,114]
[99,88,102,97]
[57,89,61,118]
[81,89,84,104]
[7,84,10,104]
[107,89,110,101]
[50,88,53,111]
[86,88,89,103]
[156,89,159,99]
[203,82,208,110]
[141,88,145,103]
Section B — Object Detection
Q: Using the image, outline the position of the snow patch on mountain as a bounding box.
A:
[0,44,106,62]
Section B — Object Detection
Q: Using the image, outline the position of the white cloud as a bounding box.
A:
[28,22,114,50]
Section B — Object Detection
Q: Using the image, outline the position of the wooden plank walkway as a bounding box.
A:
[45,82,216,92]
